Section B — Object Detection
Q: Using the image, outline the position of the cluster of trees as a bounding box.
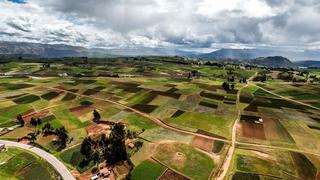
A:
[253,73,267,82]
[187,70,199,79]
[42,123,70,150]
[80,123,127,167]
[222,82,235,91]
[93,109,101,123]
[30,117,42,127]
[277,72,293,81]
[15,114,69,150]
[239,78,247,83]
[17,115,25,127]
[42,63,51,69]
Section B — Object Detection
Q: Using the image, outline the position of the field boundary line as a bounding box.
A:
[156,168,168,180]
[45,86,232,144]
[151,156,193,180]
[252,84,320,111]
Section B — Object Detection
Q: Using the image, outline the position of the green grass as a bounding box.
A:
[13,95,40,104]
[0,121,18,128]
[131,160,166,180]
[122,114,157,131]
[62,93,77,101]
[124,91,151,105]
[40,91,60,100]
[19,162,55,180]
[165,111,230,138]
[139,127,193,143]
[213,141,225,154]
[53,109,84,128]
[59,145,94,173]
[154,143,215,180]
[0,83,34,90]
[0,104,31,118]
[0,147,60,180]
[233,149,283,177]
[80,100,93,106]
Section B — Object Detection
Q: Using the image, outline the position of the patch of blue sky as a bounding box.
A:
[8,0,26,4]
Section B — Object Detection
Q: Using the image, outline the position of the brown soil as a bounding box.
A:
[69,105,94,117]
[242,122,266,140]
[191,136,214,153]
[24,110,50,122]
[113,161,132,177]
[261,117,280,140]
[21,109,36,118]
[86,123,111,136]
[158,169,190,180]
[19,138,30,144]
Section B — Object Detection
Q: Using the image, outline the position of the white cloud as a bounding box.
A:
[0,0,319,52]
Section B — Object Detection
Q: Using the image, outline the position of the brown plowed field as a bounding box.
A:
[158,169,190,180]
[24,110,50,122]
[69,105,94,116]
[242,122,266,140]
[191,136,214,153]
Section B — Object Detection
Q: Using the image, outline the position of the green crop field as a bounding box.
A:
[131,160,166,180]
[0,147,60,180]
[0,59,319,179]
[154,143,215,180]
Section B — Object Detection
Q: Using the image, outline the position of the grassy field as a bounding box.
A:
[59,145,94,173]
[130,160,166,180]
[227,148,298,179]
[154,142,215,180]
[0,147,61,180]
[1,61,319,179]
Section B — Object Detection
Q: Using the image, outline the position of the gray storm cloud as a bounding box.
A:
[0,0,320,51]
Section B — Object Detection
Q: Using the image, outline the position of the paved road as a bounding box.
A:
[0,140,75,180]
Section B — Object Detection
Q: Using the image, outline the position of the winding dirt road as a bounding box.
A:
[42,75,320,179]
[47,86,231,143]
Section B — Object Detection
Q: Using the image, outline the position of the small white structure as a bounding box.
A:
[58,73,68,78]
[90,174,99,180]
[0,143,6,152]
[254,118,264,124]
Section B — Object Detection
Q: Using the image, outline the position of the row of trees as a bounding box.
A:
[16,114,70,150]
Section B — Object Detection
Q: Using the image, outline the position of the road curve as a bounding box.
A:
[0,140,75,180]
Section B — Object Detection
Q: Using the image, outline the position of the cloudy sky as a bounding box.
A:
[1,0,320,52]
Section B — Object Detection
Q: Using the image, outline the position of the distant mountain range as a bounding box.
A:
[196,48,320,61]
[294,60,320,68]
[249,56,297,68]
[0,41,88,58]
[0,41,319,68]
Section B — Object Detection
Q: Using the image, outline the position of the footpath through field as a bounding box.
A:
[0,140,75,180]
[214,72,320,179]
[214,72,256,180]
[252,84,320,111]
